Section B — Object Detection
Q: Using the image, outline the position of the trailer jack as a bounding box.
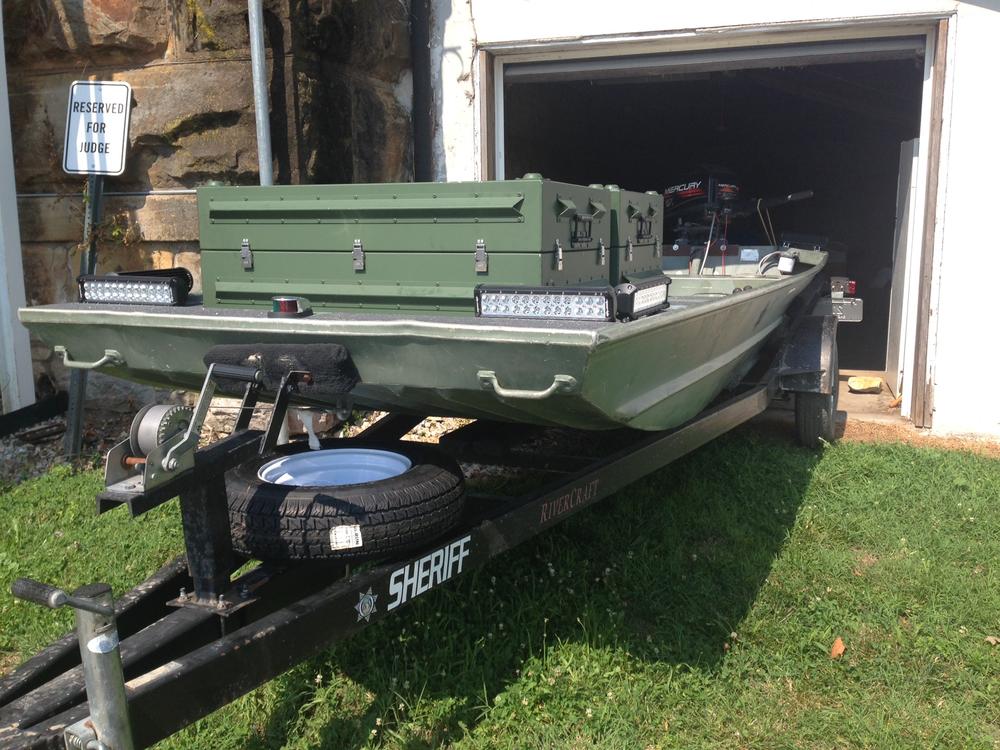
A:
[11,579,133,750]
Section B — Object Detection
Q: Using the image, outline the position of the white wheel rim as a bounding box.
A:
[258,448,412,487]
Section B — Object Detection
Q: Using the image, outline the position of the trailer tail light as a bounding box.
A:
[830,276,857,298]
[78,268,193,306]
[615,277,671,321]
[475,285,615,321]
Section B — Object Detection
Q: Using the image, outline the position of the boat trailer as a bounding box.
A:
[0,297,839,750]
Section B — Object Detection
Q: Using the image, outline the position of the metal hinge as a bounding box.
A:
[625,240,634,263]
[240,238,253,270]
[554,239,564,271]
[598,238,606,266]
[475,239,488,273]
[654,236,661,257]
[352,239,365,271]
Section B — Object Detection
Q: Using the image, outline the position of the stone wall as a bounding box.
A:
[4,0,414,394]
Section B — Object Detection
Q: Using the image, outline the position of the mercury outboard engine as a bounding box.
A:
[663,166,742,225]
[663,167,815,275]
[663,167,745,252]
[664,166,813,249]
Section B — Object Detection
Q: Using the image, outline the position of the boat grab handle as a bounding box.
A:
[54,346,123,370]
[477,370,578,400]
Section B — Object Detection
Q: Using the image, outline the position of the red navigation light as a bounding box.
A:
[268,296,313,318]
[847,280,857,296]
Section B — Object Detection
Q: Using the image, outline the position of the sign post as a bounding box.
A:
[61,80,131,458]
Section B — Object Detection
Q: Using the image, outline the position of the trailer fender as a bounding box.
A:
[778,314,838,396]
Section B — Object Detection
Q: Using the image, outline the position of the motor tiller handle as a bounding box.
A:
[785,190,814,202]
[210,364,262,383]
[12,578,66,609]
[759,190,815,210]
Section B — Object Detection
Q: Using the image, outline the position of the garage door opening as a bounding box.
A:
[501,52,925,373]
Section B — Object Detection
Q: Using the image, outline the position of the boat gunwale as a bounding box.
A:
[19,260,824,350]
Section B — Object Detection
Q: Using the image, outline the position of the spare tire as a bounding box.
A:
[226,439,465,562]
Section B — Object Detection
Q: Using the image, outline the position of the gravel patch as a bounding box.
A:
[0,409,135,488]
[0,420,68,486]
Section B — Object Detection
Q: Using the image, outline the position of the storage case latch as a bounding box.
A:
[240,238,253,271]
[554,239,564,271]
[475,239,488,273]
[636,215,653,241]
[571,216,592,246]
[625,240,634,263]
[598,238,606,266]
[352,239,365,271]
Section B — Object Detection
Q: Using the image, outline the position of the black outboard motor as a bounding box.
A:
[663,166,813,251]
[663,166,742,225]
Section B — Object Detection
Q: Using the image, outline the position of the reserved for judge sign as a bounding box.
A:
[62,80,132,176]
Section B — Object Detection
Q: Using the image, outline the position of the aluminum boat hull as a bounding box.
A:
[20,255,825,431]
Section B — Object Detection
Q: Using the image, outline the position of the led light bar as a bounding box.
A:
[475,285,615,322]
[78,268,193,306]
[614,276,671,321]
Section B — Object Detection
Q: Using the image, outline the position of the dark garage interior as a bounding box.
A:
[503,55,925,371]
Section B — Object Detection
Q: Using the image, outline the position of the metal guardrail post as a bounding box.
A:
[11,578,134,750]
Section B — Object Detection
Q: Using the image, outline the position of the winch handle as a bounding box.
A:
[210,364,262,383]
[12,577,114,616]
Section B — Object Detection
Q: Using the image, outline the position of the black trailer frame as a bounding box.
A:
[0,302,838,750]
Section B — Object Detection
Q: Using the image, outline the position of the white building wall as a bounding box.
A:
[432,0,1000,436]
[0,9,35,413]
[922,3,1000,436]
[430,0,480,181]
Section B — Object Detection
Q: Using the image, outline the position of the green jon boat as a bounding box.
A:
[19,176,827,432]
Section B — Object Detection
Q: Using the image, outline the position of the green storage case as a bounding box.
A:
[198,175,613,314]
[606,185,664,283]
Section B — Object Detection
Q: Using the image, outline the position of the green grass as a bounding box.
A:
[2,429,998,749]
[0,464,183,666]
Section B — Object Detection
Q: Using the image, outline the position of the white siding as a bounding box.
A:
[0,9,34,413]
[922,4,1000,436]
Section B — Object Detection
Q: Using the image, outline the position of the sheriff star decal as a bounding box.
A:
[355,587,378,622]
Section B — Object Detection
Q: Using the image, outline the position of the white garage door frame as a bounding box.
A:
[475,15,952,427]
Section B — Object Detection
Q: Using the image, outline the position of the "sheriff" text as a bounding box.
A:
[387,535,471,611]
